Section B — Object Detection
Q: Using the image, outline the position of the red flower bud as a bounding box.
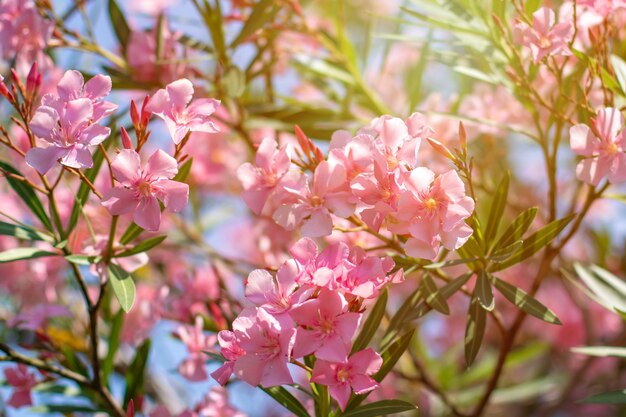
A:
[120,126,133,150]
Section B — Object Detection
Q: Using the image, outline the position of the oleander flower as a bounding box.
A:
[570,107,626,185]
[102,149,189,231]
[515,7,574,63]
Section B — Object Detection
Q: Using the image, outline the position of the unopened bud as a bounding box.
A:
[26,62,39,95]
[130,100,140,128]
[140,95,151,127]
[294,124,311,154]
[0,76,11,101]
[427,137,456,161]
[458,122,467,155]
[120,126,133,149]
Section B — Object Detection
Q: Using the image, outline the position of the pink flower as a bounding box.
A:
[214,307,296,387]
[516,7,574,63]
[26,97,111,174]
[237,137,299,215]
[195,387,247,417]
[4,364,37,408]
[393,168,474,260]
[51,70,118,122]
[102,149,189,231]
[176,317,215,382]
[570,107,626,185]
[289,289,361,362]
[82,235,149,281]
[245,265,304,314]
[145,79,220,144]
[311,348,382,411]
[273,160,355,237]
[8,304,70,331]
[210,330,245,385]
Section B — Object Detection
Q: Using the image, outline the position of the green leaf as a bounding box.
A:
[465,295,487,366]
[493,277,561,324]
[352,289,387,353]
[30,405,103,413]
[489,213,575,272]
[422,273,450,315]
[230,0,279,48]
[0,221,53,242]
[423,257,480,269]
[0,161,53,231]
[339,400,416,417]
[123,339,151,408]
[261,386,310,417]
[493,207,537,249]
[492,0,506,20]
[108,264,136,313]
[610,55,626,95]
[572,263,626,312]
[103,310,124,383]
[484,172,509,247]
[0,247,57,263]
[405,272,472,321]
[108,0,131,51]
[581,389,626,404]
[488,240,523,262]
[173,158,193,182]
[475,270,494,311]
[222,65,246,98]
[382,287,422,348]
[600,67,622,94]
[115,235,167,258]
[524,0,541,16]
[119,223,144,245]
[571,346,626,358]
[293,54,356,85]
[65,254,102,265]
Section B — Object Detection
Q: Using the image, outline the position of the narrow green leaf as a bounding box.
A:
[123,339,151,408]
[108,0,131,50]
[571,346,626,358]
[489,213,575,272]
[0,247,57,263]
[381,287,422,349]
[339,400,416,417]
[173,158,193,182]
[103,310,124,383]
[610,55,626,95]
[115,235,167,258]
[406,272,472,321]
[485,172,509,247]
[108,264,136,313]
[0,221,53,242]
[230,0,278,48]
[222,65,246,98]
[0,161,53,231]
[65,254,102,265]
[261,386,310,417]
[475,270,494,311]
[119,223,144,245]
[581,389,626,404]
[493,207,537,249]
[573,263,626,312]
[492,0,506,20]
[465,295,487,366]
[30,405,103,413]
[422,273,450,315]
[493,277,561,324]
[424,257,480,269]
[488,240,523,262]
[352,289,387,353]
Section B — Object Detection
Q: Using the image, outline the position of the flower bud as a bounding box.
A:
[120,127,133,150]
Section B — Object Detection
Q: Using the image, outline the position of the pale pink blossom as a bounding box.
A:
[393,168,474,260]
[289,289,361,362]
[4,364,37,408]
[516,7,574,63]
[570,107,626,185]
[50,70,118,122]
[145,79,220,144]
[26,97,111,174]
[176,317,215,382]
[213,307,296,387]
[245,265,304,314]
[237,137,300,215]
[210,330,245,385]
[195,387,247,417]
[311,348,382,411]
[102,149,189,231]
[273,160,355,237]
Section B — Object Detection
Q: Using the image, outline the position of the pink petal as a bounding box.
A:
[609,152,626,183]
[134,196,162,231]
[245,269,275,306]
[570,124,596,156]
[211,362,234,385]
[29,106,59,141]
[329,383,352,411]
[102,187,138,215]
[56,70,84,101]
[349,348,383,375]
[259,357,293,387]
[80,124,110,146]
[576,156,607,186]
[65,98,93,129]
[301,209,333,238]
[233,354,265,387]
[111,149,141,185]
[84,74,112,99]
[350,374,378,395]
[145,149,178,179]
[145,88,170,114]
[60,145,93,169]
[25,146,66,174]
[166,78,194,111]
[153,179,189,212]
[596,107,624,142]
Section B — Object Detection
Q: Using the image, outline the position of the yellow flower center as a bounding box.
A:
[424,197,438,211]
[337,368,350,382]
[138,181,152,197]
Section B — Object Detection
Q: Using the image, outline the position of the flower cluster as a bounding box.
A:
[238,114,475,260]
[26,70,117,174]
[211,238,401,410]
[515,7,574,63]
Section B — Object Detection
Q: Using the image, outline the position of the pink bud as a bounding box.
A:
[130,100,140,128]
[126,399,135,417]
[120,127,133,150]
[26,62,38,95]
[294,125,311,154]
[140,95,151,127]
[0,76,11,100]
[426,137,455,161]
